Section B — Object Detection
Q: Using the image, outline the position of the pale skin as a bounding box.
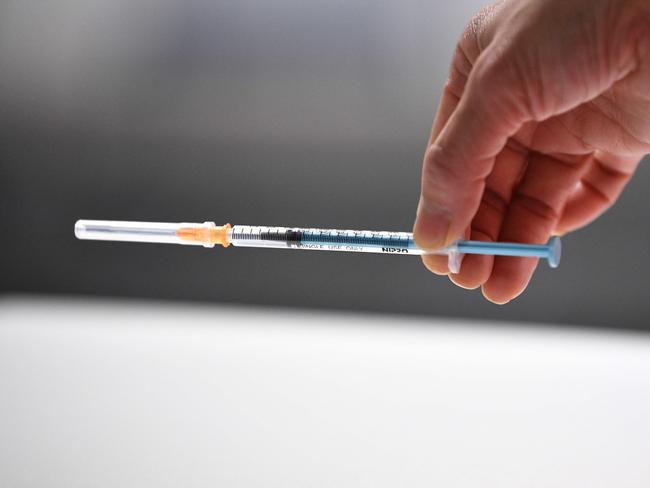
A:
[413,0,650,303]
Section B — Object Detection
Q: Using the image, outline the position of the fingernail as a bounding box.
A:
[413,203,451,249]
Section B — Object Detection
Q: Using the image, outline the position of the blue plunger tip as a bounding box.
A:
[547,236,562,268]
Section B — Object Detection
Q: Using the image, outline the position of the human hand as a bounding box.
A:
[413,0,650,303]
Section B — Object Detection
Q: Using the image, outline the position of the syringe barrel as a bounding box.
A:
[229,225,421,253]
[228,225,463,271]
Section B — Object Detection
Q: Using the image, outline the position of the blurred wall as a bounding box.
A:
[1,0,649,328]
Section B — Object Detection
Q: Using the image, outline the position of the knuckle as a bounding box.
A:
[462,2,502,49]
[471,46,514,89]
[423,144,466,188]
[469,44,536,120]
[512,191,560,225]
[480,187,509,219]
[458,5,497,68]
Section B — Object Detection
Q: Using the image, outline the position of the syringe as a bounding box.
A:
[75,220,561,273]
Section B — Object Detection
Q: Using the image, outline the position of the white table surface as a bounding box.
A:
[1,296,650,487]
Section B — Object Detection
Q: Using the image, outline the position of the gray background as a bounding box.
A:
[1,0,648,329]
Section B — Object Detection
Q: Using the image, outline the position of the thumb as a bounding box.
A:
[413,47,527,249]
